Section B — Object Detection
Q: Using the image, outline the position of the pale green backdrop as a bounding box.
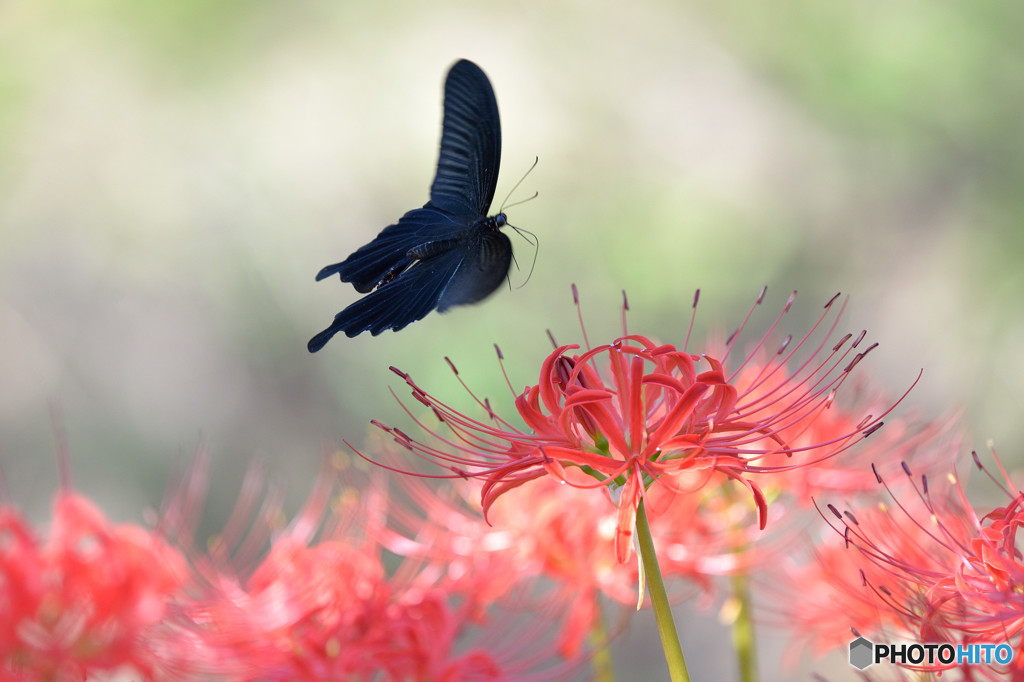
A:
[1,2,1021,679]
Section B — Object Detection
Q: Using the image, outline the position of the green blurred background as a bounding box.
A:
[1,1,1022,679]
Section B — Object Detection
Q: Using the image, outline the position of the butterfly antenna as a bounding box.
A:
[506,223,539,290]
[498,156,539,213]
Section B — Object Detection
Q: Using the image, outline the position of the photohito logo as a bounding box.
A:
[849,637,1014,670]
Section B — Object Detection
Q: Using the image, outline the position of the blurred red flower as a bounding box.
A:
[167,455,572,681]
[817,449,1024,678]
[0,493,187,681]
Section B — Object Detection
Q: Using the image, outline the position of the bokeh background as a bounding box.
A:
[2,2,1022,679]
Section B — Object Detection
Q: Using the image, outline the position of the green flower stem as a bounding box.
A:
[589,607,616,682]
[635,500,691,682]
[730,571,757,682]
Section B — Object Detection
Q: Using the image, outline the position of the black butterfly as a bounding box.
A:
[308,59,513,352]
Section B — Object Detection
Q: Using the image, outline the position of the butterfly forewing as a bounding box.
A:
[428,59,501,218]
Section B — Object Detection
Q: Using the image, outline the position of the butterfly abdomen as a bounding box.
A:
[407,238,463,260]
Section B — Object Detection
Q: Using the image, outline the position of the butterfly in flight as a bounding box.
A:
[308,59,517,352]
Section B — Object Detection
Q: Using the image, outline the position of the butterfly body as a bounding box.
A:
[309,59,511,352]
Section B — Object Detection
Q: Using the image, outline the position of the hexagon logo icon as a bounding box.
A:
[849,637,874,670]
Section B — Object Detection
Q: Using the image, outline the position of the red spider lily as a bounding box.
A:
[0,493,188,681]
[361,287,916,563]
[371,469,625,659]
[163,454,573,681]
[368,456,787,659]
[766,503,941,663]
[641,470,777,586]
[339,445,608,661]
[746,374,958,504]
[192,537,505,681]
[1,447,572,680]
[747,382,962,669]
[819,448,1024,677]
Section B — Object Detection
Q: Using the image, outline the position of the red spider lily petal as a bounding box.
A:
[614,473,642,564]
[643,382,712,454]
[480,466,547,521]
[0,507,46,655]
[721,474,768,530]
[0,493,188,679]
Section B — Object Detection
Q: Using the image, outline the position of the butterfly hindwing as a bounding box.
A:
[438,230,513,310]
[307,245,467,350]
[314,206,456,293]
